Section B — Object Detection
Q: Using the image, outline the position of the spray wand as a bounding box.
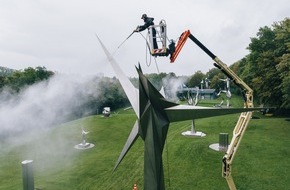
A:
[105,26,138,55]
[117,30,136,49]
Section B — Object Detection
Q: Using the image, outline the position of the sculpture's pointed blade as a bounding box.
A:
[159,86,166,97]
[136,65,178,110]
[165,105,262,122]
[113,120,139,172]
[96,35,139,117]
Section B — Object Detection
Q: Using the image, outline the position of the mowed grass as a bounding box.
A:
[0,108,289,189]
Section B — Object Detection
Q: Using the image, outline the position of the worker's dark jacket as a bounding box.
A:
[138,17,155,31]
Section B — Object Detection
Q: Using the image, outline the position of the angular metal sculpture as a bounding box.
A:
[96,36,261,190]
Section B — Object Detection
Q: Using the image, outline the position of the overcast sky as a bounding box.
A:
[0,0,289,77]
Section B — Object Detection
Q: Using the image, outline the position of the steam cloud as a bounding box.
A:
[162,75,188,102]
[0,74,101,174]
[0,74,100,136]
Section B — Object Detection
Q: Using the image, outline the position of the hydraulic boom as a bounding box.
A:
[171,30,254,190]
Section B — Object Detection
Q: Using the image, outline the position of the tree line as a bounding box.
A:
[0,66,54,92]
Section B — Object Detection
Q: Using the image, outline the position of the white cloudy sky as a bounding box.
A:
[0,0,289,77]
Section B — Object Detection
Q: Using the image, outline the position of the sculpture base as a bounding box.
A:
[74,143,95,150]
[181,131,206,137]
[209,143,228,152]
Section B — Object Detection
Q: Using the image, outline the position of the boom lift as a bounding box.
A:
[148,20,168,56]
[141,20,176,58]
[170,30,254,190]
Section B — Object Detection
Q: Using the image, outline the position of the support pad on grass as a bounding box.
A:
[74,143,95,149]
[209,133,229,152]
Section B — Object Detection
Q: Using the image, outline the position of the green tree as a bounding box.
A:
[0,76,7,89]
[21,67,37,85]
[246,18,289,107]
[2,66,54,92]
[205,68,224,90]
[275,18,290,108]
[206,68,220,82]
[276,53,290,108]
[0,66,14,77]
[95,77,129,112]
[210,73,225,91]
[35,66,54,81]
[187,71,205,87]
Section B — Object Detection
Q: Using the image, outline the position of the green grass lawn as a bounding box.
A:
[0,108,289,190]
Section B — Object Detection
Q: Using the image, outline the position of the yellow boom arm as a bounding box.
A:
[171,30,254,190]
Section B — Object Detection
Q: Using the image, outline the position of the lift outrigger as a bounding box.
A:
[169,29,254,190]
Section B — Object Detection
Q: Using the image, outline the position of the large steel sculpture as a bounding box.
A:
[97,36,261,190]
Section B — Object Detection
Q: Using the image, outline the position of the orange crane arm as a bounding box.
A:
[170,30,191,63]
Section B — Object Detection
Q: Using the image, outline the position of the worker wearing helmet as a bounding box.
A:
[135,14,158,49]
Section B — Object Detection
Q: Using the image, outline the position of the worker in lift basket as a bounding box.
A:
[134,14,158,49]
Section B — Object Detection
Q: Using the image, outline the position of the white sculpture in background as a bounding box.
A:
[216,77,232,108]
[74,128,95,149]
[82,128,89,145]
[102,107,111,117]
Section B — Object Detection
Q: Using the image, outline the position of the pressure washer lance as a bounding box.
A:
[112,30,136,55]
[118,31,135,48]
